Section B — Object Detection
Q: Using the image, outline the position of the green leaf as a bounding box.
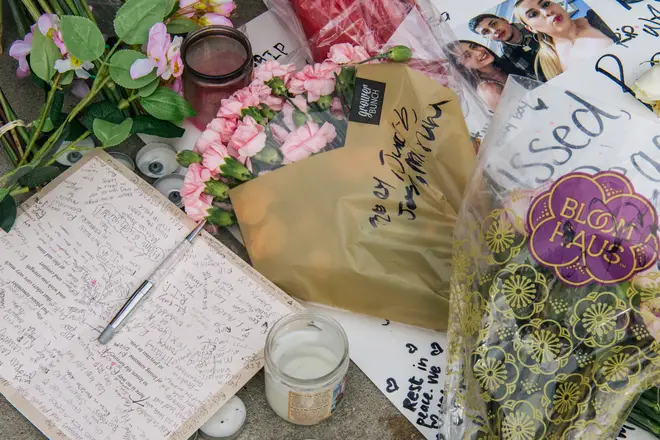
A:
[61,70,75,85]
[66,118,87,141]
[84,101,125,129]
[42,118,55,132]
[114,0,169,45]
[140,87,196,121]
[0,195,17,233]
[18,166,61,188]
[109,50,158,89]
[6,166,33,187]
[130,115,185,137]
[166,0,179,18]
[138,78,160,98]
[50,91,65,122]
[0,189,8,204]
[30,68,48,90]
[30,29,61,83]
[166,17,199,35]
[93,118,133,147]
[60,16,105,62]
[83,101,126,130]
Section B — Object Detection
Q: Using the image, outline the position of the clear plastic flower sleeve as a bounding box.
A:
[439,77,660,440]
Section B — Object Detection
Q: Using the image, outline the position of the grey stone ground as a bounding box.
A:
[0,1,425,439]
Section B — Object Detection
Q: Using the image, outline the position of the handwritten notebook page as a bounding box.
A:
[0,151,303,440]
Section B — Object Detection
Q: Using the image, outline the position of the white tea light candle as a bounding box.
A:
[198,396,246,440]
[264,313,349,425]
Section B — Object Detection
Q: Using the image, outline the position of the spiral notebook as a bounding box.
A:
[0,150,302,440]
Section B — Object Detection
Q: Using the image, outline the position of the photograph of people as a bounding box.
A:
[469,13,545,82]
[446,40,525,111]
[514,0,618,80]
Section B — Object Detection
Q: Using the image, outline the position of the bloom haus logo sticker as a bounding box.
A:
[527,172,659,286]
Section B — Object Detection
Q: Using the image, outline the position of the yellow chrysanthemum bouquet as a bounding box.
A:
[439,78,660,439]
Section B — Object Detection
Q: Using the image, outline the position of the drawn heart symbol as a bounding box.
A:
[385,378,399,393]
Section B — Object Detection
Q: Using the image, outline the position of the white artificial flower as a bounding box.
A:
[54,56,94,79]
[632,63,660,104]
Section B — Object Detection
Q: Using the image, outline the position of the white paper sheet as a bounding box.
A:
[0,153,301,440]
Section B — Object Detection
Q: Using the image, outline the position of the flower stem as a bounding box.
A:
[1,137,19,167]
[7,0,27,37]
[76,0,94,22]
[18,73,62,167]
[20,0,41,22]
[47,0,64,16]
[9,186,29,196]
[62,0,80,15]
[35,0,53,14]
[0,88,30,146]
[44,129,90,166]
[34,75,111,162]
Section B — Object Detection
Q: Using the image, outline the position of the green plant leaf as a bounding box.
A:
[84,100,125,129]
[166,17,199,35]
[138,78,160,97]
[60,16,105,62]
[30,68,48,89]
[0,195,17,233]
[66,118,87,141]
[30,29,61,83]
[42,117,55,132]
[17,166,61,188]
[93,118,133,147]
[61,70,75,85]
[114,0,169,44]
[0,189,8,204]
[166,0,179,18]
[130,115,185,137]
[109,50,158,89]
[50,91,65,121]
[6,166,34,187]
[140,87,196,121]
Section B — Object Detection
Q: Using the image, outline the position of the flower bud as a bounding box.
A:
[254,146,282,164]
[220,157,253,181]
[386,45,413,62]
[204,179,230,200]
[265,77,288,96]
[176,150,203,167]
[316,95,333,111]
[241,106,266,124]
[293,108,308,127]
[259,104,277,121]
[206,207,236,226]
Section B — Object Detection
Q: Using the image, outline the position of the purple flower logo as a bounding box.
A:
[527,172,659,287]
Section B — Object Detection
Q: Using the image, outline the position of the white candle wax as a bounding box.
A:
[198,396,246,440]
[264,314,349,426]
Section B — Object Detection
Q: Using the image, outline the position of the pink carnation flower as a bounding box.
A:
[185,193,214,222]
[194,128,224,155]
[253,61,296,83]
[181,163,212,206]
[281,121,337,163]
[328,43,370,65]
[207,117,238,144]
[280,95,309,131]
[228,116,267,161]
[217,88,261,119]
[287,61,340,102]
[249,80,284,111]
[202,141,230,173]
[331,97,345,120]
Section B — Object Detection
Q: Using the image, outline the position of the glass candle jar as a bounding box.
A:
[264,313,349,426]
[182,26,253,130]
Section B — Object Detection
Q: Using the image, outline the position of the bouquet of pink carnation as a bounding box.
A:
[176,43,413,225]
